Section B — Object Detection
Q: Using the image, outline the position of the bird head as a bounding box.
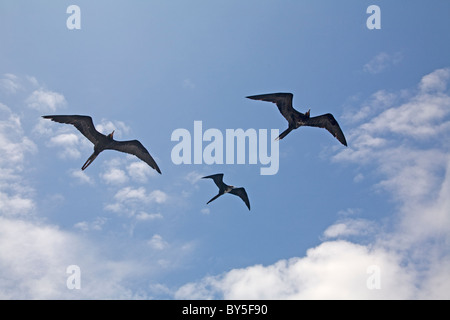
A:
[305,109,311,118]
[108,130,115,139]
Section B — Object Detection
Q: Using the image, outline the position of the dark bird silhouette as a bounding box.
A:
[246,92,347,146]
[202,174,250,210]
[42,115,161,173]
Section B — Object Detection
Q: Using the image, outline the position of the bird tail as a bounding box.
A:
[81,152,98,170]
[207,193,222,205]
[276,127,294,141]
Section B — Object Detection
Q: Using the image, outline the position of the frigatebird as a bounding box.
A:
[42,115,161,173]
[246,92,347,146]
[202,174,250,210]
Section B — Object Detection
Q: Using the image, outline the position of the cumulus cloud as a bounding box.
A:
[322,219,375,239]
[148,234,169,250]
[101,167,129,185]
[0,102,37,217]
[127,161,157,183]
[175,67,450,300]
[0,192,35,216]
[74,217,107,231]
[105,186,168,217]
[343,90,398,124]
[419,68,450,93]
[185,171,204,185]
[363,52,403,74]
[48,133,81,159]
[135,212,163,221]
[0,73,22,94]
[26,89,66,112]
[70,169,94,185]
[0,104,37,168]
[0,216,149,299]
[176,241,415,299]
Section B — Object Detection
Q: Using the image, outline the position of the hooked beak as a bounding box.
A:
[109,130,115,138]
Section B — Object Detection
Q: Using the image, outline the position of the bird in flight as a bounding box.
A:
[202,173,250,210]
[246,92,347,146]
[42,115,161,174]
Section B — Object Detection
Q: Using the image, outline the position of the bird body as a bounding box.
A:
[202,173,250,210]
[42,115,161,173]
[246,92,347,146]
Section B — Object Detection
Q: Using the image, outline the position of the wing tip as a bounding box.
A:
[202,173,224,179]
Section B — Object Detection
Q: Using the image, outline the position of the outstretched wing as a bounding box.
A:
[306,113,347,146]
[110,140,162,174]
[246,92,296,122]
[202,173,225,189]
[42,115,105,145]
[229,187,250,210]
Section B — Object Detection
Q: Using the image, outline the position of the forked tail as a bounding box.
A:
[207,193,222,205]
[276,127,294,141]
[81,152,98,170]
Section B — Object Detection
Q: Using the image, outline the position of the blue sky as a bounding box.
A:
[1,0,450,299]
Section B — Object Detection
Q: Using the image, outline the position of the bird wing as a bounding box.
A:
[202,173,225,189]
[306,114,348,146]
[246,92,296,122]
[229,187,250,210]
[42,115,105,145]
[110,140,162,174]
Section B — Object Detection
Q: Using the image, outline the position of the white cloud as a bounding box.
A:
[26,89,66,112]
[48,133,81,159]
[322,219,375,239]
[136,212,163,221]
[419,68,450,93]
[175,241,416,300]
[114,186,148,203]
[363,52,403,74]
[149,190,168,204]
[70,169,94,185]
[74,217,107,231]
[101,167,129,185]
[360,94,450,140]
[0,216,149,299]
[0,105,38,168]
[0,192,35,216]
[343,90,398,123]
[0,73,22,94]
[185,171,204,185]
[105,187,168,217]
[0,102,37,218]
[127,161,156,183]
[148,234,169,250]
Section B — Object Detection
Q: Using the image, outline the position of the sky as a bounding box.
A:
[1,0,450,299]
